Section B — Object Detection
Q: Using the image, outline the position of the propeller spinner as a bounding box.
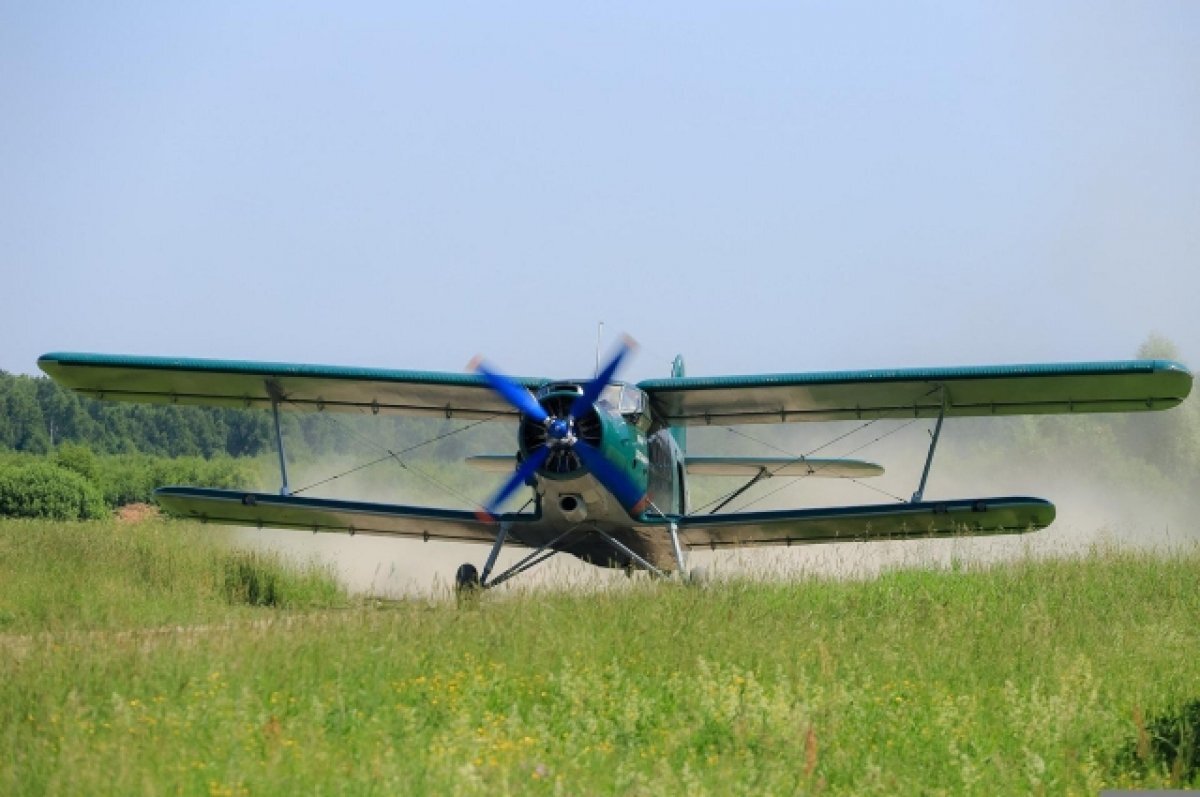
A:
[471,336,648,521]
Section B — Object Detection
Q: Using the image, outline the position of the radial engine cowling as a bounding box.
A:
[519,391,601,476]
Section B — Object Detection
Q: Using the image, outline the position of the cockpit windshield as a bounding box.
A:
[598,383,647,417]
[539,381,649,425]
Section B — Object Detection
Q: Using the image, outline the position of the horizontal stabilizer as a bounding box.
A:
[678,496,1054,549]
[155,487,538,544]
[468,454,883,478]
[684,456,883,478]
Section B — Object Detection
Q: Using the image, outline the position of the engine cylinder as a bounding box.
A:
[519,392,602,476]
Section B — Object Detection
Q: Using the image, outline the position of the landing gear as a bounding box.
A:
[453,523,684,595]
[454,563,480,593]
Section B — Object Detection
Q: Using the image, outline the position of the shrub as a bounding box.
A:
[90,454,262,508]
[54,442,99,482]
[0,461,107,520]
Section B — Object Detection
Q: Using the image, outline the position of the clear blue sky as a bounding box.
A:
[3,2,1197,383]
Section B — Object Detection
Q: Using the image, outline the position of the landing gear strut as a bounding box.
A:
[454,520,696,595]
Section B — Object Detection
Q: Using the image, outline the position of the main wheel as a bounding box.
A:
[454,563,481,593]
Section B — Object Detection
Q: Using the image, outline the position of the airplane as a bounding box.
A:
[38,341,1193,592]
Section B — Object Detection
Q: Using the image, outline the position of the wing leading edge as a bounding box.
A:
[40,354,1192,426]
[678,496,1054,548]
[38,352,548,420]
[639,360,1192,425]
[155,487,540,544]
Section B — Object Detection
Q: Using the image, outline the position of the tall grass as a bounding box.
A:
[0,519,345,633]
[2,519,1199,794]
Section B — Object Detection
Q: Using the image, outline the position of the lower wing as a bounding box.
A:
[678,497,1054,548]
[155,487,539,544]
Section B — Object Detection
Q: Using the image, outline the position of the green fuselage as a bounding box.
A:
[517,381,688,570]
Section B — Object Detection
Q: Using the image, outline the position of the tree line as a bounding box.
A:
[0,371,510,461]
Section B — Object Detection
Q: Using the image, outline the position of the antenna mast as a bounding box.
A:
[594,321,604,378]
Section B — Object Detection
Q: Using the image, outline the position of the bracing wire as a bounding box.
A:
[717,418,921,513]
[690,410,926,514]
[284,402,504,507]
[689,383,945,514]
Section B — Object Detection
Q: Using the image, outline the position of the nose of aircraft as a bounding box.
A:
[547,418,570,441]
[469,336,648,521]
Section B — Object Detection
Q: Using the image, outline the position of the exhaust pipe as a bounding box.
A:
[558,495,588,523]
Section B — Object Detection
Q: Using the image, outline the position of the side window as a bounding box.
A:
[646,431,680,515]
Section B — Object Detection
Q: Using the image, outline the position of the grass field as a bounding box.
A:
[2,518,1199,795]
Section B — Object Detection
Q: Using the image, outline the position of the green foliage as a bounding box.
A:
[0,518,347,633]
[0,449,263,518]
[0,371,515,463]
[0,373,51,453]
[54,441,99,481]
[91,452,263,507]
[2,520,1200,794]
[222,550,345,608]
[1120,700,1200,784]
[0,460,107,520]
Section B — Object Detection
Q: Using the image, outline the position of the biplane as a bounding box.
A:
[38,341,1192,591]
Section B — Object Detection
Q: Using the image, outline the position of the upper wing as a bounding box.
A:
[639,359,1192,425]
[156,487,541,543]
[678,496,1054,548]
[38,352,548,420]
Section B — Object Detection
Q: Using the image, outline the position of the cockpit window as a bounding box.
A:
[597,384,624,410]
[596,384,646,417]
[619,387,645,415]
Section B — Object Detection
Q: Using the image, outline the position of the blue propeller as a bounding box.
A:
[473,446,550,523]
[570,334,636,419]
[472,337,647,520]
[468,357,549,424]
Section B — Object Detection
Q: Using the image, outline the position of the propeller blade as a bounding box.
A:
[476,446,551,522]
[571,335,637,418]
[574,440,649,516]
[469,357,549,423]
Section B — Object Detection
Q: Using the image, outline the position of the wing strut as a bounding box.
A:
[668,520,687,573]
[480,521,511,585]
[267,382,291,496]
[482,525,580,589]
[911,386,947,503]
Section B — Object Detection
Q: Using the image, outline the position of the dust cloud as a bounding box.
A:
[231,401,1199,598]
[231,453,631,599]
